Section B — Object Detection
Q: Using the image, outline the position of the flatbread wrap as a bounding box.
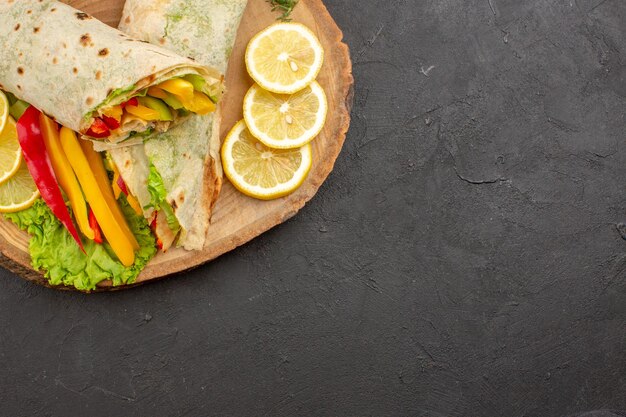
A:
[0,0,223,145]
[109,0,248,251]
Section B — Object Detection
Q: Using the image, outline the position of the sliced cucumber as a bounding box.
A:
[162,93,184,110]
[183,74,206,92]
[10,100,29,120]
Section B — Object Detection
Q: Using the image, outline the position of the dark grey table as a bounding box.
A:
[1,1,625,416]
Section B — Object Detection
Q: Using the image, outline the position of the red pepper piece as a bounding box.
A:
[120,97,138,109]
[150,217,163,250]
[16,106,85,253]
[86,118,110,138]
[88,207,103,244]
[116,175,129,196]
[101,115,120,130]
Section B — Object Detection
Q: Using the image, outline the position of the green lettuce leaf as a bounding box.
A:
[102,84,138,107]
[127,127,155,140]
[146,163,181,233]
[160,202,179,232]
[4,198,157,291]
[146,162,167,208]
[83,84,137,121]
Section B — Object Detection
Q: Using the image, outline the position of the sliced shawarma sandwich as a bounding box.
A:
[0,0,223,146]
[109,0,249,251]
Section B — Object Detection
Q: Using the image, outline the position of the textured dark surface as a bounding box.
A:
[1,0,625,416]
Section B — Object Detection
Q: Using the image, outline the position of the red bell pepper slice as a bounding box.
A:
[101,115,120,130]
[150,217,163,250]
[16,106,85,253]
[116,175,129,196]
[120,97,138,109]
[86,118,110,138]
[88,207,103,244]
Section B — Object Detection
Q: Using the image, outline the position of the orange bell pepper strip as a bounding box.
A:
[78,139,140,251]
[59,127,135,267]
[147,87,169,100]
[39,114,95,240]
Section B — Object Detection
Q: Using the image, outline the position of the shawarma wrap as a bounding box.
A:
[0,0,223,145]
[109,0,248,251]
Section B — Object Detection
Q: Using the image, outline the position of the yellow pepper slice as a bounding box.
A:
[157,78,194,102]
[147,87,169,100]
[125,104,161,121]
[125,194,143,216]
[112,171,122,200]
[39,114,95,240]
[102,105,123,121]
[59,127,136,267]
[184,91,216,115]
[79,139,140,251]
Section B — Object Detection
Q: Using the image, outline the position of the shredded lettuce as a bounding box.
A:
[146,163,168,209]
[161,202,180,232]
[127,127,155,140]
[103,84,138,107]
[146,163,181,233]
[4,198,157,291]
[83,84,138,122]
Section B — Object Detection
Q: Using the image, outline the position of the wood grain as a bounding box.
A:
[0,0,353,291]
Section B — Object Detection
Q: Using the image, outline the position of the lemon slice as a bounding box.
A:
[221,120,312,200]
[0,160,40,213]
[0,91,8,136]
[0,116,23,185]
[245,23,324,94]
[243,81,327,149]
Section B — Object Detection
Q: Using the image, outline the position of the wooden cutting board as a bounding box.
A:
[0,0,353,290]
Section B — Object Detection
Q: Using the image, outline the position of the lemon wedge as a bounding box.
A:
[243,81,327,149]
[245,23,324,94]
[221,120,312,200]
[0,91,8,137]
[0,160,40,213]
[0,116,23,185]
